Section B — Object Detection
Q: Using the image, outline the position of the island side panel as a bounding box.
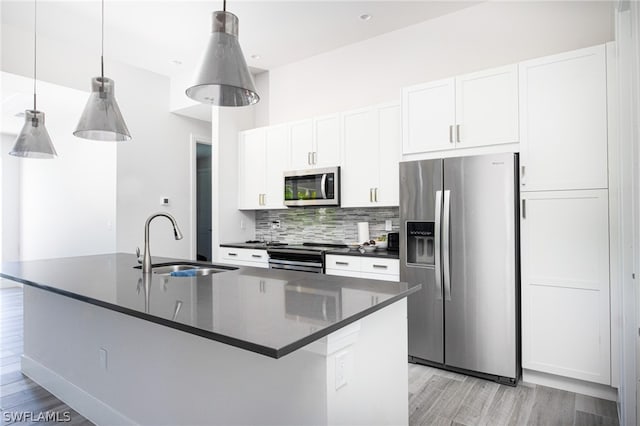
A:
[22,286,409,425]
[22,286,328,425]
[325,299,409,426]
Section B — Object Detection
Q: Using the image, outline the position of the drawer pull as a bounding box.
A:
[228,253,238,256]
[336,261,349,266]
[252,254,262,258]
[373,264,388,269]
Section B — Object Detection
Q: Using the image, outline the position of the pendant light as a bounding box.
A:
[9,0,57,159]
[186,0,259,107]
[73,0,131,141]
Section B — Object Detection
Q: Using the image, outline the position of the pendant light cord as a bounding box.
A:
[223,0,226,11]
[33,0,37,111]
[101,0,105,91]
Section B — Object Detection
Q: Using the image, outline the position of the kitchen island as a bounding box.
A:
[0,253,418,426]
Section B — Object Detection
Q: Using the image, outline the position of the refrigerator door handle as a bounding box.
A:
[443,190,452,301]
[435,190,443,300]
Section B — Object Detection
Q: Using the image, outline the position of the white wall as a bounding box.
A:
[253,71,270,127]
[1,73,116,261]
[211,106,256,261]
[0,133,20,263]
[1,23,211,261]
[113,66,210,260]
[169,70,212,123]
[266,1,614,124]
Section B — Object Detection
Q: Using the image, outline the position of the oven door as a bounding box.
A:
[284,167,340,207]
[268,258,323,273]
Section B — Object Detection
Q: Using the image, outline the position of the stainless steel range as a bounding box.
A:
[267,243,347,273]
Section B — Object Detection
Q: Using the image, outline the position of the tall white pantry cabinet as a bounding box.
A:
[519,45,612,386]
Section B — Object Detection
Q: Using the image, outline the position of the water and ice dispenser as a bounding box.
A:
[406,222,435,266]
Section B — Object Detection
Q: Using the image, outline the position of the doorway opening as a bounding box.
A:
[195,142,212,262]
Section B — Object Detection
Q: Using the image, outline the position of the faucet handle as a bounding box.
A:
[136,247,142,264]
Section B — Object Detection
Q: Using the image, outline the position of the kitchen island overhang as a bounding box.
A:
[1,253,419,426]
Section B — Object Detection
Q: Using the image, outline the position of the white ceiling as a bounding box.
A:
[1,1,480,78]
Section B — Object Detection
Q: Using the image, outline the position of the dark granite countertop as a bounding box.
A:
[325,248,400,259]
[220,242,269,249]
[1,253,418,359]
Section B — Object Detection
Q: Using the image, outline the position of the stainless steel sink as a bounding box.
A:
[133,262,237,277]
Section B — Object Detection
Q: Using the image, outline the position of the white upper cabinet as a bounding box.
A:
[238,126,289,210]
[402,78,455,154]
[455,65,519,148]
[402,65,518,155]
[264,125,289,209]
[289,115,341,170]
[313,114,341,168]
[238,128,266,209]
[376,103,401,206]
[342,102,401,208]
[342,107,377,207]
[289,120,314,170]
[519,45,607,191]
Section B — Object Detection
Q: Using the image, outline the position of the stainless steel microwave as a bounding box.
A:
[284,166,340,207]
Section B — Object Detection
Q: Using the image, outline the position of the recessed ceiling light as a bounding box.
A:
[171,60,183,66]
[359,14,372,21]
[251,54,261,60]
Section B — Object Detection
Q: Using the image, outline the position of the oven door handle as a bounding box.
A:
[268,259,323,268]
[320,174,327,199]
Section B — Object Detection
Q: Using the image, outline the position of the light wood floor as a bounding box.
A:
[1,286,620,426]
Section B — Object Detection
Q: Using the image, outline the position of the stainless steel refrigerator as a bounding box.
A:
[400,153,519,385]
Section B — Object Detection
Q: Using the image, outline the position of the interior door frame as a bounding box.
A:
[189,133,213,261]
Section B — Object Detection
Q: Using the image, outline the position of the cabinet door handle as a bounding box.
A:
[313,151,317,165]
[308,152,312,165]
[521,166,526,186]
[369,188,373,202]
[373,264,388,269]
[228,253,238,256]
[262,194,266,206]
[522,199,526,219]
[336,261,349,266]
[456,124,461,143]
[449,125,454,143]
[252,254,262,258]
[374,188,378,202]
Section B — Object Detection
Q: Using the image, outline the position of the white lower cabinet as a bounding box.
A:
[221,248,269,268]
[325,255,399,282]
[520,189,610,385]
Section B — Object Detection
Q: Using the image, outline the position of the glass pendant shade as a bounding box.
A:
[74,77,131,141]
[9,110,57,159]
[186,11,259,106]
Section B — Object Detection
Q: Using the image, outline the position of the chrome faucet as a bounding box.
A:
[139,212,183,274]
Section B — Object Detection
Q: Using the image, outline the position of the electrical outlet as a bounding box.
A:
[99,348,108,371]
[385,219,392,231]
[335,351,348,389]
[272,220,281,229]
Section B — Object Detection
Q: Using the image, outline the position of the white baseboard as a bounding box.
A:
[522,368,618,401]
[21,355,136,426]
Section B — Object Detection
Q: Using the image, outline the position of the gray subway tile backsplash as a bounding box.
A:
[255,207,399,244]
